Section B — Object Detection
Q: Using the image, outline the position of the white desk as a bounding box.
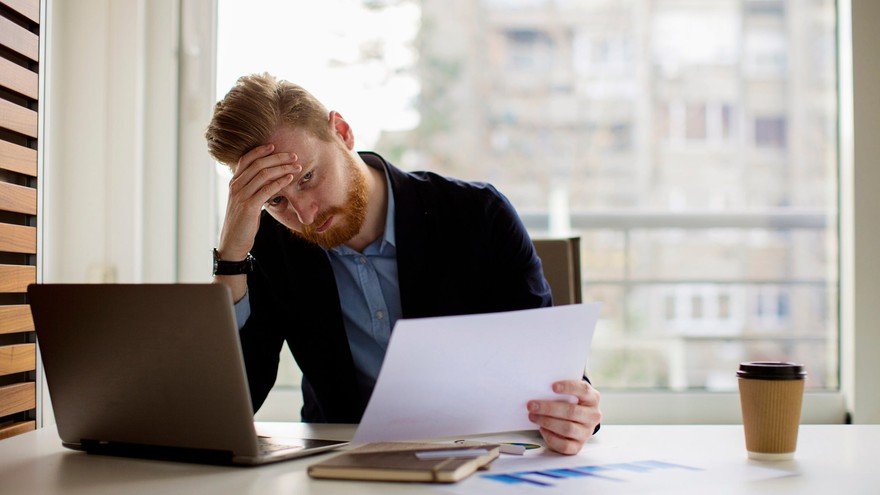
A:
[0,424,876,494]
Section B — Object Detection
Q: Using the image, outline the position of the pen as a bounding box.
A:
[453,439,532,455]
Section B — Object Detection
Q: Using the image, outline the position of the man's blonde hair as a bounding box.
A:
[205,73,333,167]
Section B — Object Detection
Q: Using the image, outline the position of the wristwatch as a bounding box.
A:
[212,248,255,275]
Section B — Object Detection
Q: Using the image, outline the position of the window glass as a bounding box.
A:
[217,0,839,392]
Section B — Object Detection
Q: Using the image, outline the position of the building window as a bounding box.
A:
[573,32,634,76]
[721,104,733,140]
[660,101,735,145]
[691,295,704,319]
[685,104,708,141]
[504,29,554,71]
[718,293,731,320]
[755,116,787,149]
[665,294,676,320]
[777,292,790,319]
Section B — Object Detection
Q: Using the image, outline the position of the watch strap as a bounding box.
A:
[213,248,255,275]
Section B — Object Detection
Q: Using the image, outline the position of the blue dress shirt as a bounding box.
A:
[234,165,401,399]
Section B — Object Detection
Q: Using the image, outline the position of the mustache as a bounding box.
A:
[301,206,346,235]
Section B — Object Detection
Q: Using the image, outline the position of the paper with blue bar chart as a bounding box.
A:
[436,432,792,494]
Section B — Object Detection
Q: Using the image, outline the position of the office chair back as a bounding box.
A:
[533,237,582,305]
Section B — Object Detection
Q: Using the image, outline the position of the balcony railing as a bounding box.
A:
[520,209,828,231]
[520,208,837,391]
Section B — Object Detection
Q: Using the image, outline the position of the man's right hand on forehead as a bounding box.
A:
[232,143,296,178]
[217,143,300,269]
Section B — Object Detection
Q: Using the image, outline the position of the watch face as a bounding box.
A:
[212,248,219,275]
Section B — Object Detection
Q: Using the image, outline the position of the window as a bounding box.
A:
[573,32,635,76]
[504,29,554,71]
[718,293,731,320]
[217,0,839,405]
[721,104,733,140]
[745,30,788,76]
[665,295,676,321]
[755,116,788,148]
[659,101,735,145]
[691,295,704,319]
[685,103,707,141]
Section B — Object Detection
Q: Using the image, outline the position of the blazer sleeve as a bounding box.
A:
[237,218,288,414]
[483,185,553,311]
[237,258,285,414]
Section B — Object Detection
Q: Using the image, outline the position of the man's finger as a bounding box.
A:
[229,153,302,191]
[233,144,276,179]
[247,174,295,209]
[529,413,590,442]
[528,400,597,424]
[231,153,298,183]
[538,427,583,455]
[235,163,302,200]
[553,380,600,406]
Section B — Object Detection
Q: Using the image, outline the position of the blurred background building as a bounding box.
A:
[375,0,838,392]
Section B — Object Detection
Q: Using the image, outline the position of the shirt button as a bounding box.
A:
[359,256,367,265]
[376,310,384,320]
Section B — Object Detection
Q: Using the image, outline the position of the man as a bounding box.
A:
[205,73,601,454]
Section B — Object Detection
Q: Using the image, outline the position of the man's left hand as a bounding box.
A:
[527,380,602,455]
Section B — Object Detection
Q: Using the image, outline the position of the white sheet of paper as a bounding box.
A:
[352,304,601,443]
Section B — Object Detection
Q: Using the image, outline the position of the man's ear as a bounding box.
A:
[329,111,354,149]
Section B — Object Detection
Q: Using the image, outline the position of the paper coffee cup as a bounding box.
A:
[737,362,806,461]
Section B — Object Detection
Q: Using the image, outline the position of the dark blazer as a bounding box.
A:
[239,152,552,423]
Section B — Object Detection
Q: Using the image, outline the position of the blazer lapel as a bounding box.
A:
[380,158,434,319]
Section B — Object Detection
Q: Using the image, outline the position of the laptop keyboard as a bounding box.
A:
[257,438,302,455]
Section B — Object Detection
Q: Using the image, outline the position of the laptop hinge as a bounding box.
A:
[80,439,236,465]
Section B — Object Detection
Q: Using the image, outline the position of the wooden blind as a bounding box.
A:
[0,0,39,441]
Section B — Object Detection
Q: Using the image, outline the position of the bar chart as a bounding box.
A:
[481,459,703,487]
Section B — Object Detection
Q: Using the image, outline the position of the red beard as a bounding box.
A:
[291,152,369,250]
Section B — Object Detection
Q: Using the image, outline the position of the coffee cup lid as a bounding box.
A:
[737,361,806,380]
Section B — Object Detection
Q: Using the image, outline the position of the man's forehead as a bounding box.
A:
[267,125,317,157]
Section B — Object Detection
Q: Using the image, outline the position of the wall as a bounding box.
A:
[841,0,880,423]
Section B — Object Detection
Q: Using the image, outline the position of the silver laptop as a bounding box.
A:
[28,283,347,465]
